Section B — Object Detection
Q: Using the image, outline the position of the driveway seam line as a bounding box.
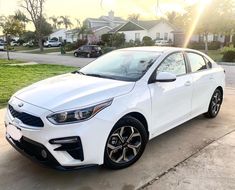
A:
[137,128,235,190]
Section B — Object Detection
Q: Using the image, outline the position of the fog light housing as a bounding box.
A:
[49,137,79,144]
[49,136,84,161]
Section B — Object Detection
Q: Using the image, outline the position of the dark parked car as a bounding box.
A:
[74,45,102,58]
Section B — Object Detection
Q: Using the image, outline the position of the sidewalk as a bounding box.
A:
[144,130,235,190]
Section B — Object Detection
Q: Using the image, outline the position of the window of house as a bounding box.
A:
[199,34,204,42]
[164,33,168,40]
[156,32,160,40]
[187,52,207,72]
[135,33,140,41]
[213,34,218,42]
[157,52,186,76]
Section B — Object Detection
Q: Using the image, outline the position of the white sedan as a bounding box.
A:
[5,47,225,170]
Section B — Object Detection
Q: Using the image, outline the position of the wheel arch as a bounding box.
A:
[117,112,149,139]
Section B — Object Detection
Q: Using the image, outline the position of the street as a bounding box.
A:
[0,53,235,189]
[0,51,95,67]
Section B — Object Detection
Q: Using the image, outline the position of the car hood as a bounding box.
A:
[14,73,135,112]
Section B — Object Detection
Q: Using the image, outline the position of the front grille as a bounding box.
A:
[8,104,44,127]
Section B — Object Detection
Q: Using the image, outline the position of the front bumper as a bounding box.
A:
[5,97,114,168]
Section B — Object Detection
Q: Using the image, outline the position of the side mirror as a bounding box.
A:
[156,72,176,82]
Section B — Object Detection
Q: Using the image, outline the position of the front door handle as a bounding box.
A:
[184,81,191,86]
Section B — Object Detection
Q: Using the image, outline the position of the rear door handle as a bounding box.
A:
[184,81,191,86]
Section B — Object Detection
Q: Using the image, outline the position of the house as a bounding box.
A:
[190,34,226,43]
[87,26,112,44]
[84,11,126,29]
[84,11,126,43]
[113,19,184,46]
[49,29,67,42]
[65,29,80,43]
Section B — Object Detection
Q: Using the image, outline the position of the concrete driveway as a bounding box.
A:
[0,51,94,67]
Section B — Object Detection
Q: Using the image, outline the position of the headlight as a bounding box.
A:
[47,99,113,125]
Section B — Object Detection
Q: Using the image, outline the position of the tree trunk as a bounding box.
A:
[38,37,43,52]
[204,33,208,54]
[5,34,10,60]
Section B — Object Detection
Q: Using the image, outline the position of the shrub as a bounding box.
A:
[142,36,154,46]
[188,41,221,50]
[64,43,77,51]
[221,46,235,62]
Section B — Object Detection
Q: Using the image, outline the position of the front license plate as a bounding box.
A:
[6,124,22,141]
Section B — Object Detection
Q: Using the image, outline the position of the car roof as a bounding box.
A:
[119,46,204,54]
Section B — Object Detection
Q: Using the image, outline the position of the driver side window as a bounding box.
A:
[157,52,186,76]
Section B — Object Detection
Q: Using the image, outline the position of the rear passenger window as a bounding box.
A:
[187,53,207,72]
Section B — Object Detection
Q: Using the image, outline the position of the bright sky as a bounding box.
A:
[0,0,197,27]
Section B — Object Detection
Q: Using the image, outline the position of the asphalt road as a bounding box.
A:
[0,51,95,67]
[0,53,235,190]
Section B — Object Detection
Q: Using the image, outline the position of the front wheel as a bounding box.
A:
[104,116,148,170]
[74,52,78,57]
[204,88,223,118]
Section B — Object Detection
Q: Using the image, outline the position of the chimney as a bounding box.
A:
[108,10,114,20]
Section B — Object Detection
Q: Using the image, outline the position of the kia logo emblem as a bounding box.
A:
[18,103,24,107]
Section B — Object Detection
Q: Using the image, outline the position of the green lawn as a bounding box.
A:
[29,47,61,54]
[13,46,38,52]
[0,59,77,108]
[199,50,223,62]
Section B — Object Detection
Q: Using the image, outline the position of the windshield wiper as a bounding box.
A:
[85,73,116,80]
[71,70,86,75]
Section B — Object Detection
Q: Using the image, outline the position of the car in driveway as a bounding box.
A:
[44,40,62,47]
[155,40,172,46]
[74,45,102,58]
[5,47,225,170]
[0,43,5,51]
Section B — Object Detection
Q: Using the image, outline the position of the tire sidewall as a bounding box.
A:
[208,89,222,118]
[104,116,148,169]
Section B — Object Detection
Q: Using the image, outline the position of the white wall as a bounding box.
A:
[49,29,67,41]
[148,22,174,41]
[119,30,147,42]
[118,21,175,42]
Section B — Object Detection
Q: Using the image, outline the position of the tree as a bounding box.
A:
[166,11,184,27]
[49,16,60,30]
[128,13,140,21]
[14,10,29,29]
[60,16,73,29]
[21,0,45,52]
[39,17,53,37]
[183,0,235,52]
[0,16,24,60]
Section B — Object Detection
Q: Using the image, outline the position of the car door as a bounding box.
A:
[185,52,215,116]
[148,52,193,136]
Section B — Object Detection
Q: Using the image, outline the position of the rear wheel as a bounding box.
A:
[204,88,223,118]
[104,116,148,169]
[87,53,91,58]
[74,52,78,57]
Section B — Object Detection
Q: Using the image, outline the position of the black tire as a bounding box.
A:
[204,88,223,118]
[87,53,91,58]
[74,52,78,57]
[48,44,51,48]
[104,116,148,170]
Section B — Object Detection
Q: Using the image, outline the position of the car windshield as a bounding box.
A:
[80,50,160,82]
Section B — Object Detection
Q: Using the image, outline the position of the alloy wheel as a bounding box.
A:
[211,91,222,116]
[106,126,142,164]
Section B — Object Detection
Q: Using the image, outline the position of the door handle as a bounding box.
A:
[184,81,191,86]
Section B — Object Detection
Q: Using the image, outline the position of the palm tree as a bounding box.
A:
[78,24,93,40]
[14,10,28,29]
[49,16,59,30]
[60,16,73,29]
